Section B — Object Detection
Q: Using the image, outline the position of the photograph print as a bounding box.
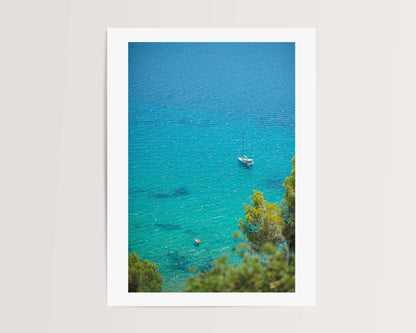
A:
[128,42,295,292]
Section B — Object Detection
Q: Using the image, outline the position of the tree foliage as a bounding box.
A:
[238,191,286,252]
[128,251,163,292]
[239,157,296,253]
[283,157,295,218]
[185,242,295,292]
[281,157,295,252]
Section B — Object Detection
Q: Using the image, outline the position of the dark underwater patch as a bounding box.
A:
[155,223,183,231]
[199,258,214,272]
[264,178,284,189]
[171,187,189,197]
[168,262,191,272]
[128,189,146,197]
[154,193,170,199]
[152,187,190,199]
[184,229,197,236]
[166,251,191,272]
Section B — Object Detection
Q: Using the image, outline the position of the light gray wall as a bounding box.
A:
[1,0,415,332]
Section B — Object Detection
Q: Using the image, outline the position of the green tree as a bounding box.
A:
[238,190,286,252]
[281,157,295,252]
[128,252,163,292]
[239,157,296,254]
[185,242,295,292]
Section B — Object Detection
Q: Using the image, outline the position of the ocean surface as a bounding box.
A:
[128,43,295,291]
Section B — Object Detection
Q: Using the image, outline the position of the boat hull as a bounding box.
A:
[238,157,254,167]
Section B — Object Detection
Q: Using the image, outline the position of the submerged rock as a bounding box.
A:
[155,223,183,231]
[152,187,190,199]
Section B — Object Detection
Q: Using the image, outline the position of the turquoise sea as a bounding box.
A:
[128,43,295,291]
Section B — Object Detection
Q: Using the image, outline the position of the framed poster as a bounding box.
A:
[107,28,315,306]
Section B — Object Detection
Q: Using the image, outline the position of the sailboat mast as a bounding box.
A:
[243,130,245,155]
[238,130,253,166]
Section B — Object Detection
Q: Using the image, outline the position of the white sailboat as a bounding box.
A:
[238,131,254,167]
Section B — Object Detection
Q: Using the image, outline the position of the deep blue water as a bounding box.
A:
[128,43,295,291]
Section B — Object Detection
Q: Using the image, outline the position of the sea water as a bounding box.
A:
[128,43,295,291]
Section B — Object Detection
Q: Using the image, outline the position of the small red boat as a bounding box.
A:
[194,238,201,244]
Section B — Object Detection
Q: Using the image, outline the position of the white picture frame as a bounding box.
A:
[107,28,316,306]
